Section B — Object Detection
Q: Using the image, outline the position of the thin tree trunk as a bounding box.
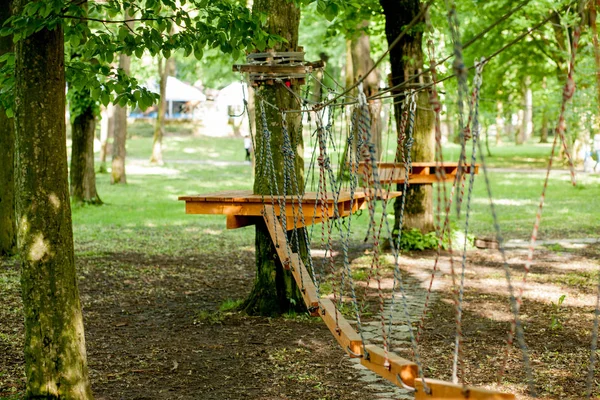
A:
[98,104,113,173]
[111,51,131,184]
[380,0,435,233]
[495,101,504,145]
[150,56,175,165]
[14,2,93,396]
[590,0,600,135]
[350,23,382,161]
[0,0,16,257]
[70,102,102,204]
[243,0,306,316]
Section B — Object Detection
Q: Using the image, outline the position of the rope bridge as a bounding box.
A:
[175,1,599,397]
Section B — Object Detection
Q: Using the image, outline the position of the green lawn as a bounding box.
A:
[76,130,599,260]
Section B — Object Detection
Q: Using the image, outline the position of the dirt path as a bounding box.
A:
[1,240,600,399]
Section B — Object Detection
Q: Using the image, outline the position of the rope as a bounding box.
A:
[452,58,485,384]
[416,41,456,346]
[445,0,470,220]
[587,270,600,399]
[471,127,536,395]
[555,26,580,186]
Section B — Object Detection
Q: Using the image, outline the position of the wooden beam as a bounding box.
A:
[414,379,516,400]
[360,344,418,388]
[318,298,363,357]
[262,206,319,315]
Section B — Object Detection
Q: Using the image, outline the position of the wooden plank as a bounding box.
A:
[262,206,319,315]
[226,215,258,229]
[232,64,309,74]
[318,298,363,357]
[414,379,516,400]
[360,344,418,388]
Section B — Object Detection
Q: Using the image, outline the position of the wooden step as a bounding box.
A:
[360,344,418,388]
[318,298,363,358]
[262,205,319,315]
[414,379,516,399]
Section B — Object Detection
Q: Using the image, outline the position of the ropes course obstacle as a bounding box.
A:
[177,2,596,395]
[174,31,528,396]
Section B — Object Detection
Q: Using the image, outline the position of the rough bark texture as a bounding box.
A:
[150,56,175,165]
[70,100,102,204]
[13,4,94,398]
[111,52,131,184]
[242,0,306,316]
[0,0,16,257]
[380,0,435,233]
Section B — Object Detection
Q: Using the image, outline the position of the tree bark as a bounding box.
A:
[111,51,131,184]
[0,0,16,257]
[69,1,101,204]
[380,0,435,233]
[350,23,382,161]
[13,2,93,397]
[242,0,306,316]
[70,96,102,204]
[150,56,175,165]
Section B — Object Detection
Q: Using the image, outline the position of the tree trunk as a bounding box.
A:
[516,76,532,144]
[69,1,101,205]
[13,4,93,397]
[70,98,102,204]
[242,0,306,316]
[495,100,504,145]
[150,56,175,165]
[0,0,16,257]
[111,51,131,184]
[98,104,113,173]
[380,0,435,233]
[350,23,382,161]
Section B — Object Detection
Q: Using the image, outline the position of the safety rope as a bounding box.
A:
[445,0,470,219]
[452,58,485,384]
[416,41,456,346]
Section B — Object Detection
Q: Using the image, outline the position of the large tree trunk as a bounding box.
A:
[70,97,102,204]
[13,3,94,397]
[242,0,306,316]
[150,56,175,165]
[380,0,435,233]
[0,0,16,257]
[111,51,131,184]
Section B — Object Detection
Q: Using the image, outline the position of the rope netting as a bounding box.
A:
[228,1,598,397]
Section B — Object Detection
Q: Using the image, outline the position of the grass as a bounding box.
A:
[76,124,599,263]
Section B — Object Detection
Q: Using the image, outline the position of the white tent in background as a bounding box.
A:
[216,81,248,107]
[148,76,207,119]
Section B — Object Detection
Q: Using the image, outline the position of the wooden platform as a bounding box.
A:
[358,162,479,185]
[178,190,401,230]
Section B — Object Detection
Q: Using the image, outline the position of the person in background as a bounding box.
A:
[244,135,252,162]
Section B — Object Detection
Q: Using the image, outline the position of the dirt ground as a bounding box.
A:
[1,241,599,399]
